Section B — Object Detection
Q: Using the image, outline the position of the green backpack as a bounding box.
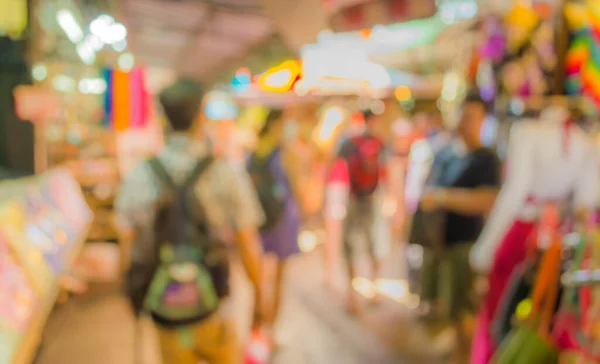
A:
[140,157,229,326]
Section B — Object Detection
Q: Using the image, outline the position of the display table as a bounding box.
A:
[0,168,92,364]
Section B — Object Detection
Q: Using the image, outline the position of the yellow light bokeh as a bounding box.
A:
[257,60,300,93]
[394,86,412,102]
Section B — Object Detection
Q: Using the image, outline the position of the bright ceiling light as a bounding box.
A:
[57,9,83,43]
[53,75,76,93]
[32,64,48,81]
[112,39,127,52]
[90,14,113,36]
[86,34,104,51]
[106,23,127,44]
[118,53,135,71]
[77,42,96,65]
[79,78,107,94]
[90,15,126,44]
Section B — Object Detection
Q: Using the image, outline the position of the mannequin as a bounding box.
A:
[470,103,599,363]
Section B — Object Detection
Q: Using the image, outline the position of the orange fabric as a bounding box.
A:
[112,69,130,132]
[530,236,562,336]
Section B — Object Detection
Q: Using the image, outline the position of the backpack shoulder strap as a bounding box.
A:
[148,157,176,189]
[184,156,214,189]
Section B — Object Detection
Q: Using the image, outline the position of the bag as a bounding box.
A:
[492,228,539,346]
[492,235,561,364]
[125,157,229,326]
[347,135,383,198]
[247,150,286,231]
[407,209,446,248]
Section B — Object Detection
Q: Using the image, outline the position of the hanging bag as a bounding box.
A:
[491,235,562,364]
[492,226,540,345]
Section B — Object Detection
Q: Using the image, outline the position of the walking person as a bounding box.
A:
[336,110,387,314]
[248,109,303,346]
[117,79,265,364]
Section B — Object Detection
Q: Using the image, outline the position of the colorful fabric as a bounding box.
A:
[112,69,130,132]
[471,219,535,364]
[103,67,150,130]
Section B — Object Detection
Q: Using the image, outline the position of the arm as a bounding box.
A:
[434,187,499,216]
[470,123,535,273]
[235,228,263,307]
[224,164,265,326]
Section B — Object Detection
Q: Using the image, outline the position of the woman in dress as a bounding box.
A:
[253,109,302,345]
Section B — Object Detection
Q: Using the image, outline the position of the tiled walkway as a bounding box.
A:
[36,248,459,364]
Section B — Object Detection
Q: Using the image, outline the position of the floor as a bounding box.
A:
[35,243,464,364]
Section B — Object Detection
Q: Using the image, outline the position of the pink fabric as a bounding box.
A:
[129,67,143,129]
[471,219,535,364]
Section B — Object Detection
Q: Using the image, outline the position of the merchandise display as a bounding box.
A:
[0,168,92,364]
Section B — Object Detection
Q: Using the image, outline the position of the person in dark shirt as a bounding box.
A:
[417,94,501,354]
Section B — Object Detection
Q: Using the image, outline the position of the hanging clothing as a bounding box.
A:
[470,106,599,364]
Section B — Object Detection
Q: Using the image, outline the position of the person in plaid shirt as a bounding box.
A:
[115,79,265,364]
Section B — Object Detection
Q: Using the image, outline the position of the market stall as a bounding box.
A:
[0,168,92,364]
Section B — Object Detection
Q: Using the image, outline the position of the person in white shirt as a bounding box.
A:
[469,102,599,364]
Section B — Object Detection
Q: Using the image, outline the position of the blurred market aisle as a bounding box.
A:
[36,247,454,364]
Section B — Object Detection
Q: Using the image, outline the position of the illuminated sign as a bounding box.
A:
[297,46,391,95]
[309,16,448,56]
[257,60,301,93]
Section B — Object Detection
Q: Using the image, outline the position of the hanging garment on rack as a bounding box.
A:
[470,107,599,364]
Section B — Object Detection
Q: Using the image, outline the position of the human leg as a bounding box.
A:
[342,202,359,314]
[193,313,238,364]
[156,312,238,364]
[156,326,200,364]
[445,243,475,353]
[419,246,441,318]
[271,258,287,325]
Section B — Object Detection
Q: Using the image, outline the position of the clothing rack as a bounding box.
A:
[561,270,600,287]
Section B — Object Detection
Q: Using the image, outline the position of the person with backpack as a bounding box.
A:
[247,109,303,347]
[336,110,387,314]
[116,79,265,364]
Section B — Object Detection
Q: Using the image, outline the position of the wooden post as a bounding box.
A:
[28,0,47,173]
[553,0,569,95]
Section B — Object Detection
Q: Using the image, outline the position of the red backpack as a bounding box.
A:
[347,135,384,197]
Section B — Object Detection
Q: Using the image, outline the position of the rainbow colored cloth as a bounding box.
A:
[102,67,150,131]
[565,2,600,105]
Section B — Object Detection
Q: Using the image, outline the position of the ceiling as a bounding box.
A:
[118,0,275,81]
